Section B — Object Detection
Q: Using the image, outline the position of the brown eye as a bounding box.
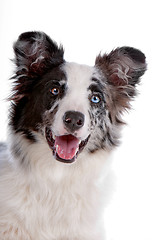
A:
[50,88,59,96]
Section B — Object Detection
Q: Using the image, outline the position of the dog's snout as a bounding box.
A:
[63,111,85,132]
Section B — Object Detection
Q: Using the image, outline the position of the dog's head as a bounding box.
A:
[10,31,146,164]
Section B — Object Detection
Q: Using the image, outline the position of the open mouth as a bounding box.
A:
[45,127,90,163]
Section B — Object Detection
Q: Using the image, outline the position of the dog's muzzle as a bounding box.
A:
[45,111,90,163]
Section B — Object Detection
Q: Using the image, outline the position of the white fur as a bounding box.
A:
[0,132,112,240]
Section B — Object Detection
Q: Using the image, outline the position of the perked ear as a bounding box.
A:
[14,31,64,77]
[95,47,147,115]
[11,32,64,102]
[95,47,146,87]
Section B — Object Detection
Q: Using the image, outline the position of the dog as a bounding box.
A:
[0,31,146,240]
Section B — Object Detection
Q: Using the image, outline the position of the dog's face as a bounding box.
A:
[10,32,146,164]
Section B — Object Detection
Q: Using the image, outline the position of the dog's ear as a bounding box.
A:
[95,47,147,121]
[13,31,64,77]
[11,32,64,102]
[95,46,146,88]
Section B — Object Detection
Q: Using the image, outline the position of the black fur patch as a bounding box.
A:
[9,66,66,133]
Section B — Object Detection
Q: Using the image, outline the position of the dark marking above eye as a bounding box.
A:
[88,83,103,94]
[44,80,62,88]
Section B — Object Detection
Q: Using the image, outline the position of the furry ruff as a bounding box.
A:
[0,31,146,240]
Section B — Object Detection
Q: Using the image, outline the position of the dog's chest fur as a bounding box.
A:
[0,142,110,240]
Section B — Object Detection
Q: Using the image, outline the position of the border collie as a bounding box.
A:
[0,32,146,240]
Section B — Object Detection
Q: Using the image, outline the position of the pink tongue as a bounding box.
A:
[55,135,79,160]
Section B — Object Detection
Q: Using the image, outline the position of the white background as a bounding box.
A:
[0,0,160,239]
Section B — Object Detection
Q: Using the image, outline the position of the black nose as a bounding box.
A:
[63,111,85,132]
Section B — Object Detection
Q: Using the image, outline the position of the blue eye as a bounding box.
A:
[50,88,59,96]
[91,95,100,104]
